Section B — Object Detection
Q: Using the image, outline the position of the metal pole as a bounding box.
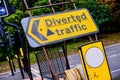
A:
[48,0,55,13]
[23,0,32,16]
[21,0,26,16]
[95,34,98,41]
[17,54,25,79]
[70,0,77,9]
[8,57,14,76]
[21,1,33,80]
[35,53,43,80]
[62,42,70,69]
[11,58,16,72]
[27,47,33,80]
[42,47,59,80]
[88,36,93,42]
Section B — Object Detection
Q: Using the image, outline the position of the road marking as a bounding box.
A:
[111,69,120,73]
[31,68,39,73]
[108,54,120,58]
[31,68,50,80]
[106,43,120,48]
[31,68,41,77]
[31,71,41,77]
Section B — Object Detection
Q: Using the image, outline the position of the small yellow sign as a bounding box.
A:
[27,8,98,45]
[78,41,111,80]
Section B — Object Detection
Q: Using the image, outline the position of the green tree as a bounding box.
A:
[97,0,120,32]
[75,0,111,26]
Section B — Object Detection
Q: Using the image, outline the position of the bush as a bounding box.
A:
[0,50,7,61]
[75,0,111,26]
[97,0,120,32]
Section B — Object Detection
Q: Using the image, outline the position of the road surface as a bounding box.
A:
[1,43,120,80]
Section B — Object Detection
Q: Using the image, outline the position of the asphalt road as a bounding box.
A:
[1,43,120,80]
[106,43,120,80]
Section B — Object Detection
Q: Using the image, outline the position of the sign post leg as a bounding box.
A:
[42,47,59,80]
[62,41,70,69]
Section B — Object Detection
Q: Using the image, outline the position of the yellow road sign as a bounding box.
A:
[21,8,99,47]
[78,41,111,80]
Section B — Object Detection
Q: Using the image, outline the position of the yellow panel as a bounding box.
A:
[20,59,24,68]
[20,48,24,57]
[27,8,99,45]
[78,41,111,80]
[15,55,18,59]
[6,56,9,61]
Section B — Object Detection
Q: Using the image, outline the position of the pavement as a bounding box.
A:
[1,43,120,80]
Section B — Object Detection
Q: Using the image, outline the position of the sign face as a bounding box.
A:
[21,8,99,47]
[78,41,111,80]
[0,0,9,17]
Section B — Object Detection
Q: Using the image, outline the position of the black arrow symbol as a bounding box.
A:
[47,29,55,36]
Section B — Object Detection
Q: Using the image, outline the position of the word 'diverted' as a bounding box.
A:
[45,13,87,27]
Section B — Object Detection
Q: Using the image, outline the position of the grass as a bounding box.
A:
[0,61,10,73]
[29,52,37,64]
[0,53,37,73]
[99,32,120,46]
[1,32,120,73]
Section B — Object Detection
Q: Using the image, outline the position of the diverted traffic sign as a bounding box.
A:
[21,8,99,47]
[78,41,111,80]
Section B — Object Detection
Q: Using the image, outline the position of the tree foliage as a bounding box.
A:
[97,0,120,32]
[0,0,115,61]
[75,0,110,26]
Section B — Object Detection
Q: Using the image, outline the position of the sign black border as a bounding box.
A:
[78,41,112,80]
